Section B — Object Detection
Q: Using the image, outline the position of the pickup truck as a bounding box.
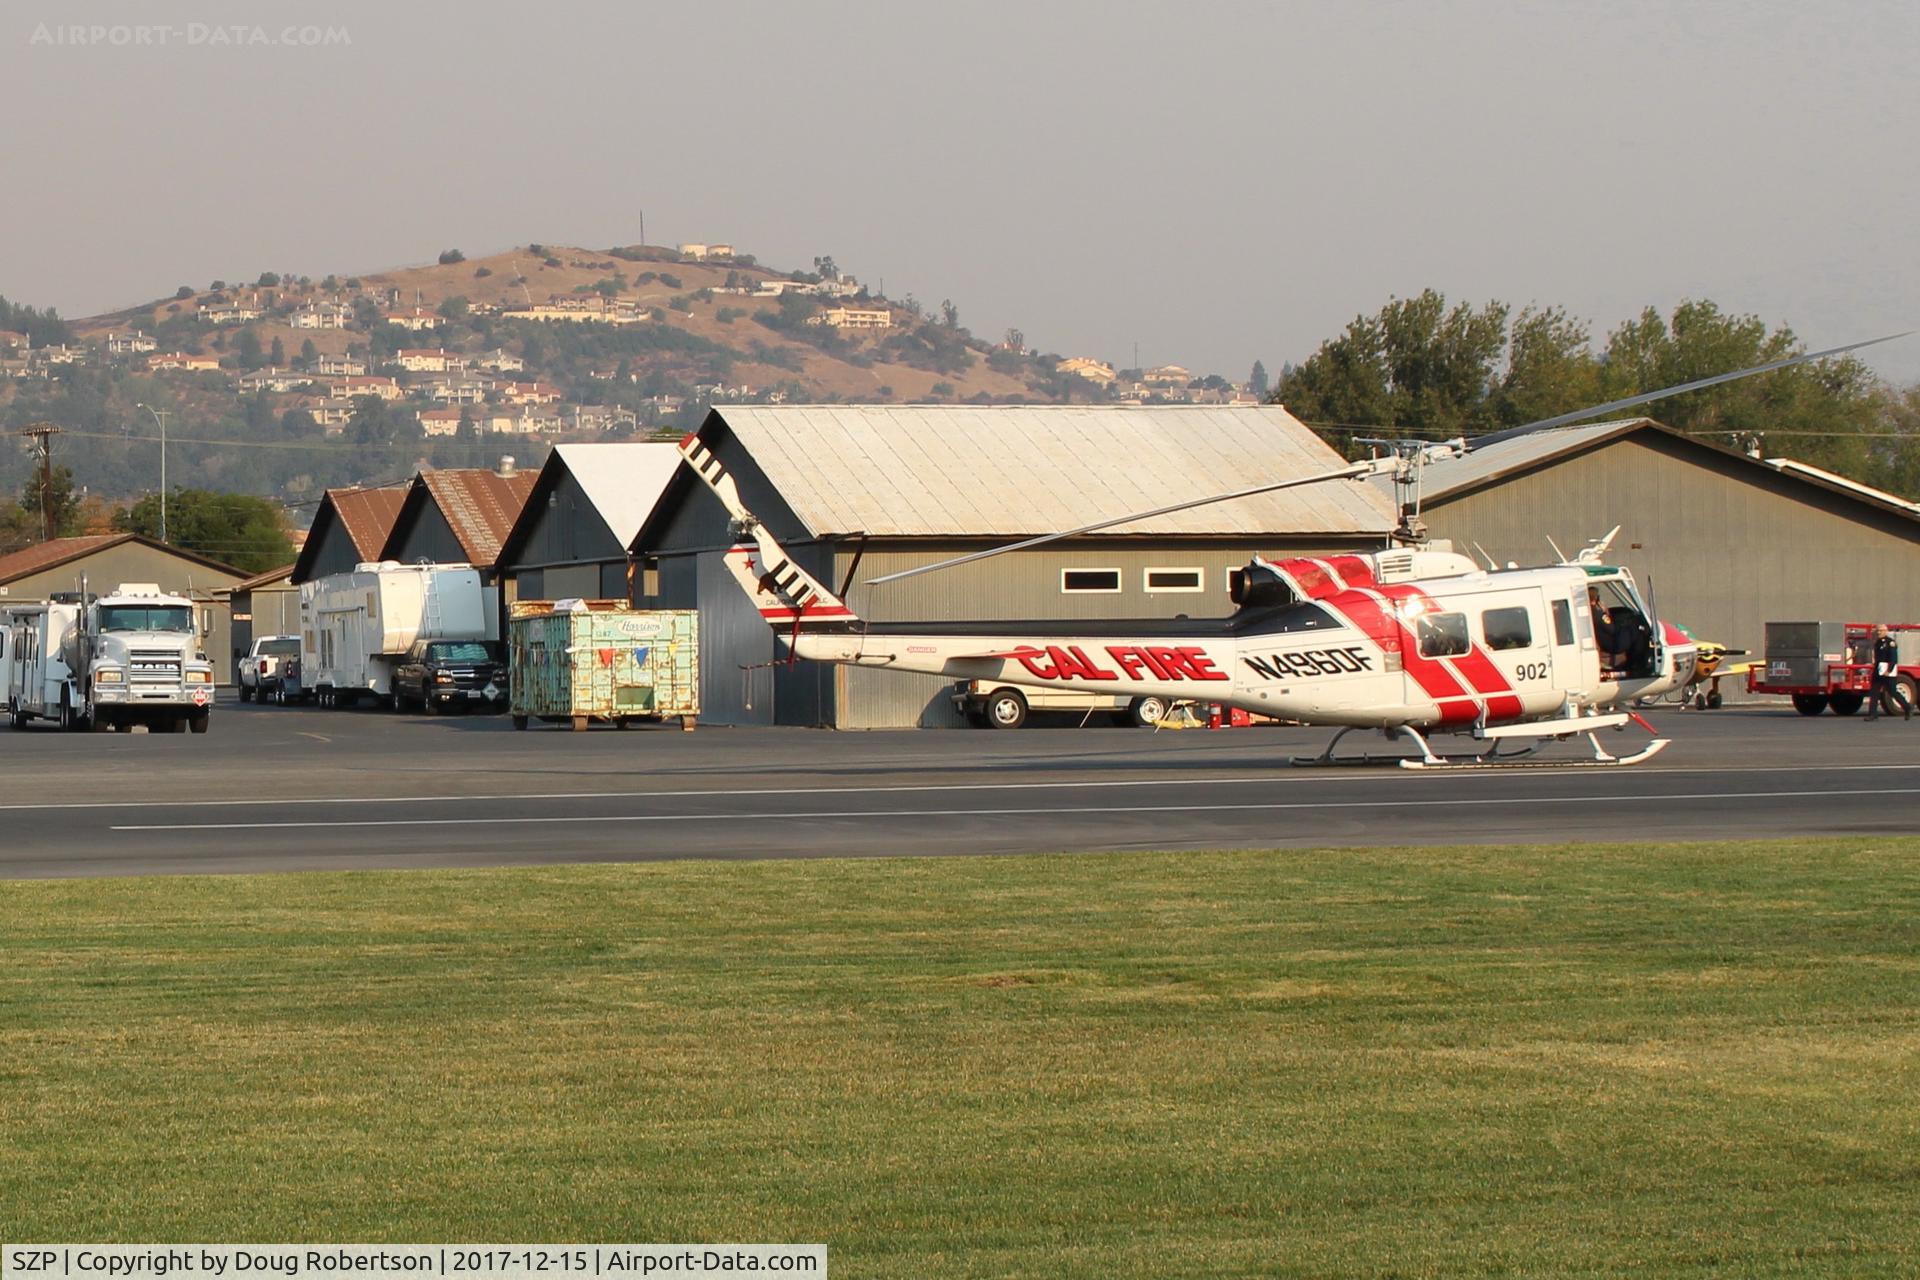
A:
[237,635,300,702]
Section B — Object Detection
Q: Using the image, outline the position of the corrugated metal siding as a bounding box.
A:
[695,550,775,724]
[387,505,467,567]
[1424,434,1920,656]
[715,405,1397,538]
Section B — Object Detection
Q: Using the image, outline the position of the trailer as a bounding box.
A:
[299,562,498,708]
[1746,620,1920,715]
[508,600,699,730]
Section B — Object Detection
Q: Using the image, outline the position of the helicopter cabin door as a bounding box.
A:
[1547,587,1586,704]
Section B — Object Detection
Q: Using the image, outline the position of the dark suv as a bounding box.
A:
[392,639,508,714]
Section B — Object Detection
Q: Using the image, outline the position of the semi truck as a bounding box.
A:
[298,562,499,708]
[2,584,216,733]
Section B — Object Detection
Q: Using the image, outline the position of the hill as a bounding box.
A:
[2,242,1251,513]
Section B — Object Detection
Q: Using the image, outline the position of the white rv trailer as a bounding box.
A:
[299,562,498,707]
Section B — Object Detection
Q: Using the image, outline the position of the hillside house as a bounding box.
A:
[424,377,493,405]
[1143,364,1192,386]
[1057,357,1116,385]
[569,405,637,433]
[198,302,261,325]
[474,348,524,373]
[237,368,312,394]
[328,374,401,401]
[305,399,357,431]
[291,302,351,329]
[147,352,221,372]
[106,331,158,354]
[418,408,465,437]
[29,345,84,368]
[314,354,366,376]
[501,381,561,406]
[809,307,892,330]
[394,348,463,373]
[0,330,28,351]
[384,307,443,331]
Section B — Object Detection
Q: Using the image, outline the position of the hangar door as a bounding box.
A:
[695,550,775,725]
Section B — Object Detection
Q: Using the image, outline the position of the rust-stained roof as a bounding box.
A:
[0,533,244,586]
[0,534,127,584]
[291,486,409,583]
[328,487,409,558]
[406,467,540,567]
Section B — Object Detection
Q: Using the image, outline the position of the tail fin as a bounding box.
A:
[678,434,857,629]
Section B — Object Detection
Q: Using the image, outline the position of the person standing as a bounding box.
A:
[1865,625,1911,721]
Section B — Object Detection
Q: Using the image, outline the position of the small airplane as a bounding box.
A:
[676,333,1905,768]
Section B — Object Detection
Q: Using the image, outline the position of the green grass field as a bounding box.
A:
[3,840,1918,1277]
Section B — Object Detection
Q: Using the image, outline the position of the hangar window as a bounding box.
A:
[1144,567,1204,593]
[1417,611,1470,658]
[1481,606,1532,651]
[1061,568,1121,594]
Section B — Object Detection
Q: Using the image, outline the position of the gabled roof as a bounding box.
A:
[291,486,409,582]
[230,562,296,592]
[1377,417,1920,527]
[0,533,243,586]
[658,405,1396,541]
[498,443,682,567]
[384,467,539,568]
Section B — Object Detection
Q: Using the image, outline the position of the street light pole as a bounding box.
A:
[136,402,170,542]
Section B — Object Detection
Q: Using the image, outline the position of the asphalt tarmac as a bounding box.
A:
[3,694,1917,879]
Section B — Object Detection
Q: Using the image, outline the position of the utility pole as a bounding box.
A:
[16,423,60,541]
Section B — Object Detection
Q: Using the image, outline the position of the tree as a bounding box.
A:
[940,299,960,329]
[347,396,417,448]
[3,465,84,546]
[269,336,286,368]
[812,255,838,281]
[438,295,470,323]
[1249,359,1269,398]
[300,338,318,366]
[234,327,265,370]
[257,272,280,287]
[117,489,293,574]
[438,249,466,265]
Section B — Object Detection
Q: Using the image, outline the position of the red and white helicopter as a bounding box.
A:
[677,335,1902,768]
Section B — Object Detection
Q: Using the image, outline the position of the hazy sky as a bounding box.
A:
[3,0,1916,383]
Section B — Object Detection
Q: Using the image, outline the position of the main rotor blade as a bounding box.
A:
[1465,331,1910,449]
[865,458,1379,585]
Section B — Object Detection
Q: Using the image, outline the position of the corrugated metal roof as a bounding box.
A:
[555,443,683,544]
[419,468,540,566]
[711,405,1396,537]
[229,562,295,592]
[1372,419,1649,503]
[328,487,410,559]
[0,534,127,584]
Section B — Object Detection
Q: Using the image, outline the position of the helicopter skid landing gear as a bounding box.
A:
[1291,716,1670,769]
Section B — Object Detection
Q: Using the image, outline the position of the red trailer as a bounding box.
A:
[1747,621,1920,715]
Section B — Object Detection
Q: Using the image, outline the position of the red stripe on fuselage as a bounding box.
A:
[1375,583,1523,722]
[1317,588,1479,725]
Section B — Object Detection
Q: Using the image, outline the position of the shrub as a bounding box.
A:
[175,286,193,300]
[474,267,492,278]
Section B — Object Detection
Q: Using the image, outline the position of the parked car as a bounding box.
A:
[950,679,1174,729]
[238,635,300,702]
[391,639,508,714]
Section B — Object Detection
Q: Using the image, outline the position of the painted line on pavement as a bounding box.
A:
[12,760,1920,813]
[110,787,1920,832]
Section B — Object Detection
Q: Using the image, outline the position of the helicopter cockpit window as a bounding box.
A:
[1481,606,1532,651]
[1417,611,1470,658]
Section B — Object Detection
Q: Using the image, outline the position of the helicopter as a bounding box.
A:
[675,334,1904,768]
